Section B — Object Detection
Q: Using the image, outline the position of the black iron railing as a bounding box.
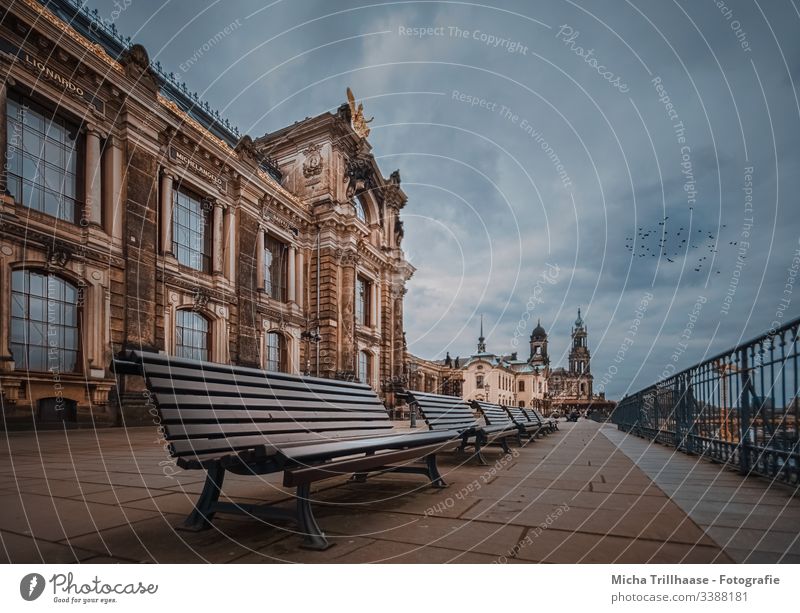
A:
[613,316,800,485]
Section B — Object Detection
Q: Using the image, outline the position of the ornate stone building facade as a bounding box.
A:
[0,0,413,426]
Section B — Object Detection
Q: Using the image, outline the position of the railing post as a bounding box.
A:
[739,349,752,475]
[676,375,685,451]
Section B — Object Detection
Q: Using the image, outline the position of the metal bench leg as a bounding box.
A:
[473,439,489,466]
[295,484,332,551]
[425,454,448,488]
[181,461,225,531]
[500,437,511,454]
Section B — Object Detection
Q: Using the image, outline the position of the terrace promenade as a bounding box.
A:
[2,420,798,563]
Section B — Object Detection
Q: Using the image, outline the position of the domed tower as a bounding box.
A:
[528,319,549,367]
[569,308,590,377]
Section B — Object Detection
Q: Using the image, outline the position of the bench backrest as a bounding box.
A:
[407,391,479,432]
[531,408,550,421]
[127,350,393,461]
[521,408,543,425]
[506,406,530,425]
[471,401,514,426]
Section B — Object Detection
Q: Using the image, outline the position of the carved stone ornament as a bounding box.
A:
[345,154,374,198]
[119,44,159,92]
[192,288,210,309]
[46,244,72,269]
[302,143,323,178]
[235,135,260,165]
[346,87,373,139]
[336,248,359,267]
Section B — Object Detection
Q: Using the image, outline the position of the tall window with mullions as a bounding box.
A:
[264,234,288,301]
[5,93,80,223]
[172,187,212,272]
[10,270,80,373]
[175,310,210,361]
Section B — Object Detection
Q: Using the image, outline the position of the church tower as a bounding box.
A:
[477,315,487,353]
[528,319,549,367]
[569,308,590,376]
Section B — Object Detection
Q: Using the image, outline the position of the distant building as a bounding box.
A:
[407,309,615,416]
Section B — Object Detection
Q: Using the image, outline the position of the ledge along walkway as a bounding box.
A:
[1,420,798,563]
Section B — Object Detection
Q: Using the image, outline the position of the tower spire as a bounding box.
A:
[477,314,486,353]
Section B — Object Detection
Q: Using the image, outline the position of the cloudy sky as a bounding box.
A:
[88,0,800,399]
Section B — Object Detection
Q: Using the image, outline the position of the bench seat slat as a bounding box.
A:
[147,377,379,401]
[143,369,378,399]
[158,408,389,422]
[154,395,386,413]
[168,420,395,439]
[168,428,399,456]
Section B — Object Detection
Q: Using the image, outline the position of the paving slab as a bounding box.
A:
[1,421,792,562]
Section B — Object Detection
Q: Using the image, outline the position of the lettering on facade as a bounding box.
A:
[169,147,227,192]
[0,37,104,113]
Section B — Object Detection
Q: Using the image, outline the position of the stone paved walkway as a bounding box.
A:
[0,420,796,563]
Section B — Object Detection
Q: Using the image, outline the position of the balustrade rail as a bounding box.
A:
[613,317,799,485]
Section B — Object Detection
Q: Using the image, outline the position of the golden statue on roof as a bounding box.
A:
[346,87,373,139]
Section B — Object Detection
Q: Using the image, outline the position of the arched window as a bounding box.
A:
[354,196,368,223]
[518,380,525,392]
[358,350,371,385]
[11,270,79,372]
[476,375,484,388]
[175,310,210,361]
[265,331,287,372]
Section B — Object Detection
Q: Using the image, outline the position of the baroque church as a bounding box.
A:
[407,308,614,415]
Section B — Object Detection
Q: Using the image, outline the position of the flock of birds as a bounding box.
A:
[623,216,741,274]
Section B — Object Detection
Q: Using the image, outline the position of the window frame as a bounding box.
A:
[264,233,288,302]
[355,275,371,327]
[265,330,287,372]
[5,91,82,224]
[10,269,81,373]
[172,185,212,273]
[358,349,372,385]
[175,309,211,362]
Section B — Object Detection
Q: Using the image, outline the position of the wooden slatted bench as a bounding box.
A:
[115,350,460,550]
[530,407,558,432]
[504,405,543,439]
[470,400,524,446]
[405,391,519,464]
[523,407,555,433]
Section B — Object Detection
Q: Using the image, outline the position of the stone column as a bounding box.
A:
[212,200,224,275]
[0,254,13,366]
[370,281,377,328]
[339,249,358,377]
[102,137,123,240]
[295,248,304,309]
[84,126,102,226]
[287,244,296,303]
[0,75,8,196]
[160,171,174,255]
[223,205,235,281]
[256,227,265,290]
